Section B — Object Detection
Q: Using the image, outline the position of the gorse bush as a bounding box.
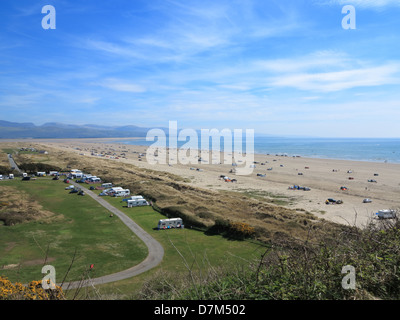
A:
[18,162,61,174]
[206,219,256,240]
[0,277,64,300]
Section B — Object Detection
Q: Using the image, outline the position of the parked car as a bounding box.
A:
[368,179,377,183]
[363,198,372,203]
[326,198,343,204]
[65,185,75,190]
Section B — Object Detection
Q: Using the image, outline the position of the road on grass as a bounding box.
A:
[60,182,164,290]
[7,154,21,173]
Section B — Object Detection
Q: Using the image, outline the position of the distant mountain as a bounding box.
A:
[0,120,153,139]
[0,120,36,128]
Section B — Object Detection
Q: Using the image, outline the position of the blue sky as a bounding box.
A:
[0,0,400,137]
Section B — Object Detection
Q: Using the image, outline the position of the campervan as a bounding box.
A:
[112,188,130,197]
[123,195,145,202]
[101,183,113,189]
[127,198,149,207]
[70,169,83,179]
[88,177,101,183]
[376,210,397,220]
[157,218,183,230]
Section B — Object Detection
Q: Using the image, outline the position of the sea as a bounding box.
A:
[112,136,400,164]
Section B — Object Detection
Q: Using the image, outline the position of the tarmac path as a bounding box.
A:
[60,182,164,290]
[7,153,21,173]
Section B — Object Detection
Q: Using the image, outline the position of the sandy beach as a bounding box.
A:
[24,138,400,229]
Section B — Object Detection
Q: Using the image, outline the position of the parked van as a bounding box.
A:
[376,210,397,220]
[101,183,113,189]
[127,198,149,207]
[113,189,130,197]
[123,195,145,202]
[157,218,183,230]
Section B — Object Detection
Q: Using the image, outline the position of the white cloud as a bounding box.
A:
[269,63,400,92]
[95,78,146,93]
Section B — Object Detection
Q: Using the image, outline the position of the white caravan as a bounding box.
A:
[127,198,149,207]
[113,189,130,197]
[157,218,183,230]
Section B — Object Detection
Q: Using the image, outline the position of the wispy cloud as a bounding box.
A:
[95,78,146,93]
[78,0,304,67]
[269,63,400,92]
[319,0,400,9]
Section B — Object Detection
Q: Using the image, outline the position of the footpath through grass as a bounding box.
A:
[0,178,148,284]
[0,177,266,298]
[89,189,267,297]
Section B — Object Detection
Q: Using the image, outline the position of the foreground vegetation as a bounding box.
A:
[138,218,400,300]
[0,276,64,300]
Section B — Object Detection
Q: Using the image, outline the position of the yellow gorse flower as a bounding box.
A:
[0,276,64,300]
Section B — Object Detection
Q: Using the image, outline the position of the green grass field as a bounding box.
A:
[87,189,267,297]
[0,177,266,298]
[0,178,148,284]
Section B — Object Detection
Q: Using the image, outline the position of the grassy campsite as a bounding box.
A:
[0,168,264,298]
[0,178,148,284]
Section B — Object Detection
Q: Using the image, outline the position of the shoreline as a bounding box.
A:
[2,137,399,165]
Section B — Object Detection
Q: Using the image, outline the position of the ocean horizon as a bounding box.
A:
[112,136,400,164]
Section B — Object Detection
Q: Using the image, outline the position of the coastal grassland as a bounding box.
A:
[1,142,67,169]
[225,188,296,207]
[0,178,148,284]
[6,142,345,243]
[0,142,349,299]
[136,218,400,300]
[1,148,17,155]
[79,189,267,299]
[2,142,400,300]
[0,151,9,167]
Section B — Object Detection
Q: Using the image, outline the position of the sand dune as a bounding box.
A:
[33,138,400,229]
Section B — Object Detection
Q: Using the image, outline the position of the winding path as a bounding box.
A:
[60,182,164,290]
[7,153,21,173]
